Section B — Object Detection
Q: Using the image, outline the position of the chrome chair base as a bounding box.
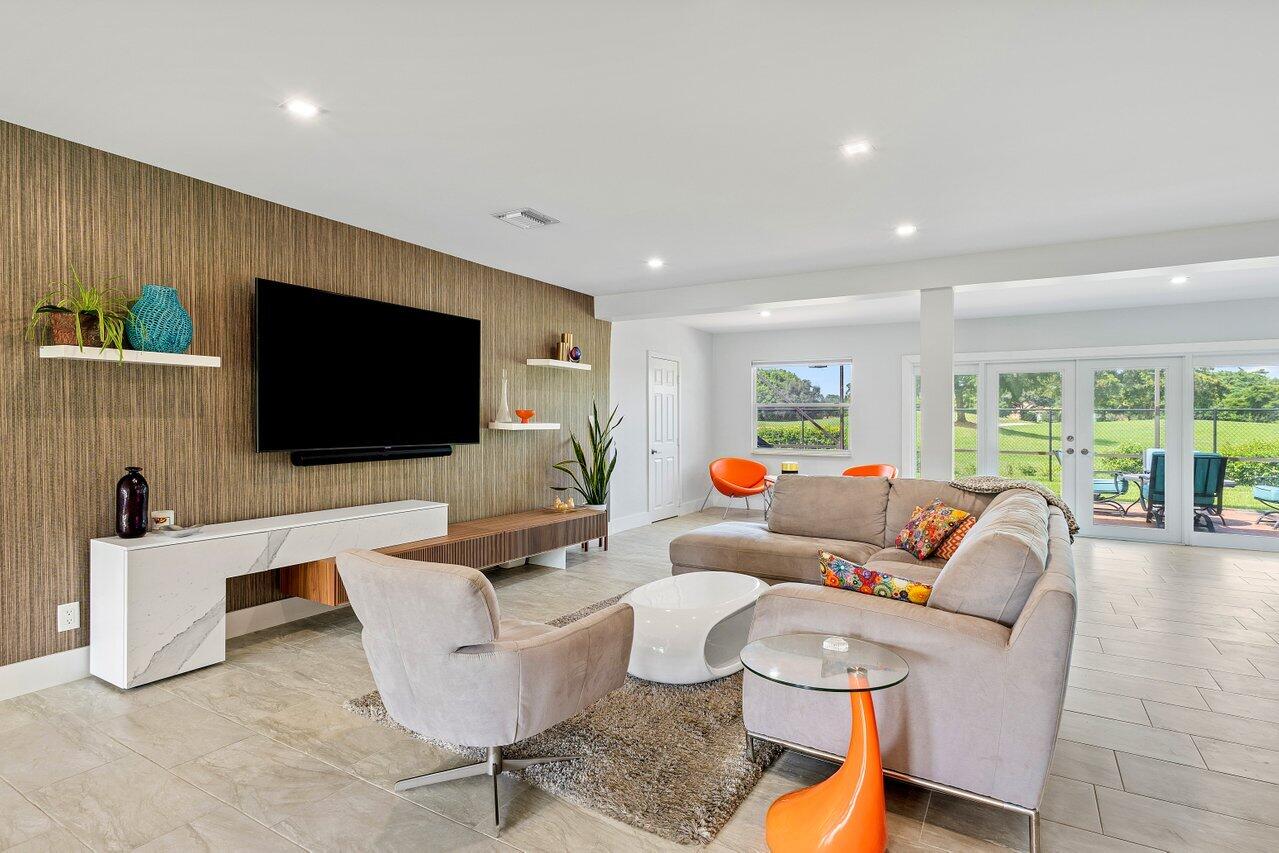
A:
[394,746,573,829]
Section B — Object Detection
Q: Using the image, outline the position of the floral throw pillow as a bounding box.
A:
[936,514,977,559]
[894,499,971,559]
[819,550,932,605]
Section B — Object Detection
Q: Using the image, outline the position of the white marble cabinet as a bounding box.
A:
[90,500,447,688]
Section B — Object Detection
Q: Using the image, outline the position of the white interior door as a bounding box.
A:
[979,362,1076,500]
[647,354,680,518]
[1074,358,1184,543]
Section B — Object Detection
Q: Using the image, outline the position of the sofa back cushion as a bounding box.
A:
[884,480,995,547]
[927,490,1049,627]
[768,475,889,543]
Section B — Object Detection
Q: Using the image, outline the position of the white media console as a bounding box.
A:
[90,500,448,688]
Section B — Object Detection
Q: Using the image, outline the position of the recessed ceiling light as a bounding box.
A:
[840,139,873,158]
[282,98,321,119]
[1169,275,1189,285]
[646,258,665,269]
[759,310,771,317]
[894,223,918,237]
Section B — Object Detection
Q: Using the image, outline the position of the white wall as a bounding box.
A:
[712,322,921,480]
[609,319,715,530]
[710,295,1279,482]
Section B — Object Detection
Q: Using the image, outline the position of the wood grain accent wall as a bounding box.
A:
[0,120,610,668]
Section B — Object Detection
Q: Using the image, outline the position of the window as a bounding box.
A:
[911,365,978,477]
[753,361,851,454]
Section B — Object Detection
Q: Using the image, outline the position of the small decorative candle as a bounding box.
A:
[780,461,800,474]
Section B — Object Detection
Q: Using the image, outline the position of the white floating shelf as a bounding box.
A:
[488,421,560,431]
[40,345,221,368]
[526,359,591,371]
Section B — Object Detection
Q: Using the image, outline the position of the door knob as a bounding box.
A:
[1065,448,1074,455]
[1080,448,1090,455]
[1066,435,1075,442]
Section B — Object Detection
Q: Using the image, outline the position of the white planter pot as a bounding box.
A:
[584,504,607,513]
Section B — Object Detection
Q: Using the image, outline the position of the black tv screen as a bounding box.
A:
[254,279,480,452]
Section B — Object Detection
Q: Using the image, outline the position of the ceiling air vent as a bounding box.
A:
[492,208,560,229]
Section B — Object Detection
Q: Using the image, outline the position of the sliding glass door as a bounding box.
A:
[1187,355,1279,548]
[1074,359,1184,543]
[980,363,1075,499]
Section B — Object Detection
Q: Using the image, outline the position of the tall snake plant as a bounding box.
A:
[552,402,622,506]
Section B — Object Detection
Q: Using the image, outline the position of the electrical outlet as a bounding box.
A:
[57,601,80,632]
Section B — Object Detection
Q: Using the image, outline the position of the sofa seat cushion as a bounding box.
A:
[867,547,947,570]
[928,490,1049,627]
[670,521,879,584]
[768,475,889,543]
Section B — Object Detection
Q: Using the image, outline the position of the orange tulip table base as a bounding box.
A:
[740,634,908,853]
[764,678,886,853]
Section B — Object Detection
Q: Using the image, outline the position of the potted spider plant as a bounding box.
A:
[552,402,622,511]
[26,265,140,359]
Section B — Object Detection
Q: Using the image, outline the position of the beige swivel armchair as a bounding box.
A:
[336,549,634,826]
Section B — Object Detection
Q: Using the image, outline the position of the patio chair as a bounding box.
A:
[1255,480,1279,529]
[1144,451,1228,531]
[1092,472,1130,515]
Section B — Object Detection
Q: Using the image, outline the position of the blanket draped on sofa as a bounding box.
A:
[949,475,1079,537]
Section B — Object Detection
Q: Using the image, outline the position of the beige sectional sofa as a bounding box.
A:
[668,475,1077,851]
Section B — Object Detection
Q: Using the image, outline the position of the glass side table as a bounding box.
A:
[741,633,909,853]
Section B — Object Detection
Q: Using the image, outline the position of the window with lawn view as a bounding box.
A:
[754,361,851,453]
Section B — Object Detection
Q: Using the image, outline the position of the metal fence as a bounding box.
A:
[755,405,850,451]
[990,407,1279,507]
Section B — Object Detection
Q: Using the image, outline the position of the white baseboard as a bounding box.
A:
[609,498,705,535]
[0,646,90,702]
[0,597,346,701]
[226,597,348,639]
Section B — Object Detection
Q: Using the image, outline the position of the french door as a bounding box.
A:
[980,362,1076,501]
[1073,359,1184,543]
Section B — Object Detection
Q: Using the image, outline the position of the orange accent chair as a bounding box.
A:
[842,464,898,478]
[702,457,770,518]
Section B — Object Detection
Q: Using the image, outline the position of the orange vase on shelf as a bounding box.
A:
[515,409,535,423]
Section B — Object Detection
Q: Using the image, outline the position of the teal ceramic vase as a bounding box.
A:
[126,284,193,353]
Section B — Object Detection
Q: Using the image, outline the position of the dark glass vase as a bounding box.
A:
[116,467,149,538]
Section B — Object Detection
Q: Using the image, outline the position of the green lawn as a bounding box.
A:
[761,415,1279,510]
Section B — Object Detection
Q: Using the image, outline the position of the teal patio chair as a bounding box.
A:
[1255,481,1279,529]
[1092,472,1131,515]
[1144,451,1229,531]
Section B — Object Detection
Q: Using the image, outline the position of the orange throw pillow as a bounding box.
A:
[935,515,977,559]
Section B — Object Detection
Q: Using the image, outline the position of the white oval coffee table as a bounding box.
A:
[621,571,767,684]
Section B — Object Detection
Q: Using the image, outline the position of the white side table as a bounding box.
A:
[622,571,767,684]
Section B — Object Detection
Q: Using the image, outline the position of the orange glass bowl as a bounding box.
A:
[515,409,535,423]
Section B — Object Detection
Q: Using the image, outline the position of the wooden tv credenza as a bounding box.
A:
[278,507,608,606]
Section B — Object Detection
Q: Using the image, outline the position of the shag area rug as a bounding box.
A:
[344,595,781,845]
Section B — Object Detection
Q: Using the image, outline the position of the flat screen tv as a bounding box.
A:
[254,279,480,461]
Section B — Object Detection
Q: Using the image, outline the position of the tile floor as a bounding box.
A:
[2,510,1279,851]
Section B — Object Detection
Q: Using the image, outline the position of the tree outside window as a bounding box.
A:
[753,361,851,453]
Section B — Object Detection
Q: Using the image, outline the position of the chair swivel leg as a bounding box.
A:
[395,745,574,831]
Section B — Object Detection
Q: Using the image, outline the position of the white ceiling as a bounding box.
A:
[680,262,1279,332]
[3,3,1279,297]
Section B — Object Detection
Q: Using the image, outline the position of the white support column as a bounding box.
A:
[919,287,955,481]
